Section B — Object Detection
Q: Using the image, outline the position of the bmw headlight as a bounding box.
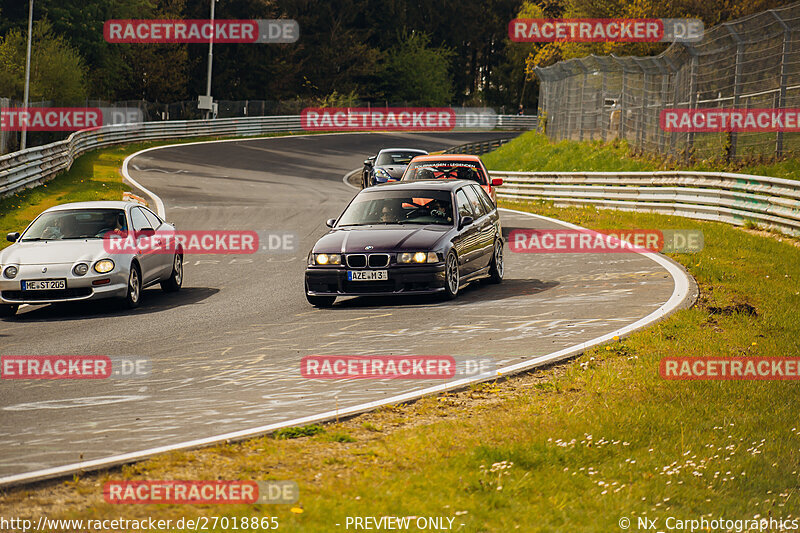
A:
[93,259,115,273]
[374,168,391,180]
[311,253,341,266]
[398,252,439,264]
[73,263,89,276]
[3,265,18,279]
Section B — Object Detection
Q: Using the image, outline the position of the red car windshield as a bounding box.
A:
[402,161,486,185]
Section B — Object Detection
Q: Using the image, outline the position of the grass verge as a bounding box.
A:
[482,130,800,180]
[2,200,799,531]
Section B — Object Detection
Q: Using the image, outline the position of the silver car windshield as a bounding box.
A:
[337,190,454,227]
[21,209,128,241]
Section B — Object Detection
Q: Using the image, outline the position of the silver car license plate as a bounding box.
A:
[22,279,66,290]
[347,270,388,281]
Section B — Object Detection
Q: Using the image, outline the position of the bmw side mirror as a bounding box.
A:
[7,232,19,242]
[459,216,474,229]
[364,156,375,166]
[326,218,337,228]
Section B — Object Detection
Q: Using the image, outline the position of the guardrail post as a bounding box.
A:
[724,25,743,162]
[771,10,790,158]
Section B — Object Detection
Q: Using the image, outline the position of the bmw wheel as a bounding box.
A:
[488,239,504,284]
[443,251,460,300]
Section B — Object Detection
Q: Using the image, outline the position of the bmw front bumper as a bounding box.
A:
[305,264,447,297]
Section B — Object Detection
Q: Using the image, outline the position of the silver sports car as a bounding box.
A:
[0,201,183,317]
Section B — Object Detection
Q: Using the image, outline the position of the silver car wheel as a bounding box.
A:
[174,255,183,285]
[129,268,140,304]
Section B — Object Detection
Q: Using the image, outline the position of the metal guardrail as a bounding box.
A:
[492,170,800,237]
[442,138,511,155]
[496,115,538,130]
[0,116,303,197]
[0,115,536,198]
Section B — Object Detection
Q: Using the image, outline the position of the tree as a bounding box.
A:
[0,19,87,103]
[379,31,455,106]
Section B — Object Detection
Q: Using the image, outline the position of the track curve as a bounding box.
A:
[0,132,694,485]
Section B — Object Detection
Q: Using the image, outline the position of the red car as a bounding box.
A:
[399,154,503,202]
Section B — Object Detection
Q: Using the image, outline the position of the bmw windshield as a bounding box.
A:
[337,190,454,226]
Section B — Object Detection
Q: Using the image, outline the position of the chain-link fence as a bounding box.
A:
[534,2,800,162]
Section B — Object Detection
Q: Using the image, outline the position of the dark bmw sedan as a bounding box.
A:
[305,180,504,307]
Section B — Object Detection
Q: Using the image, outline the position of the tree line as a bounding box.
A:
[0,0,791,110]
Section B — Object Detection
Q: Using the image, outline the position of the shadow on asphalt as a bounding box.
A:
[6,287,219,322]
[329,278,559,309]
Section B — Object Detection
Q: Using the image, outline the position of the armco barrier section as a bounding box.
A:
[0,114,535,198]
[492,171,800,237]
[0,116,303,197]
[443,138,511,155]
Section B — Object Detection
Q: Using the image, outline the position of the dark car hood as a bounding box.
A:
[375,165,406,178]
[314,225,450,253]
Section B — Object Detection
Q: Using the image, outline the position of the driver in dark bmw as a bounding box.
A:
[305,180,504,307]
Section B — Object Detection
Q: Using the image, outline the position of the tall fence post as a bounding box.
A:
[772,10,791,158]
[613,57,627,140]
[578,63,588,141]
[656,59,670,154]
[0,98,8,155]
[635,60,647,151]
[725,25,744,161]
[601,69,607,143]
[684,45,699,163]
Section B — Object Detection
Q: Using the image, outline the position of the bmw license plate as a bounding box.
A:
[347,270,388,281]
[22,279,66,291]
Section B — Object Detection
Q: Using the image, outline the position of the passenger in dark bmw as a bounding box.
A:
[305,180,504,307]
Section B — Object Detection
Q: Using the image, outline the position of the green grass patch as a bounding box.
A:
[273,425,326,440]
[484,130,800,180]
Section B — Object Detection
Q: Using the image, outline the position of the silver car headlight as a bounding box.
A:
[398,252,439,264]
[310,253,342,266]
[93,259,115,273]
[3,265,18,278]
[374,168,391,179]
[73,263,89,276]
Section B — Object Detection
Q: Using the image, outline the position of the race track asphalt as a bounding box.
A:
[0,131,689,484]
